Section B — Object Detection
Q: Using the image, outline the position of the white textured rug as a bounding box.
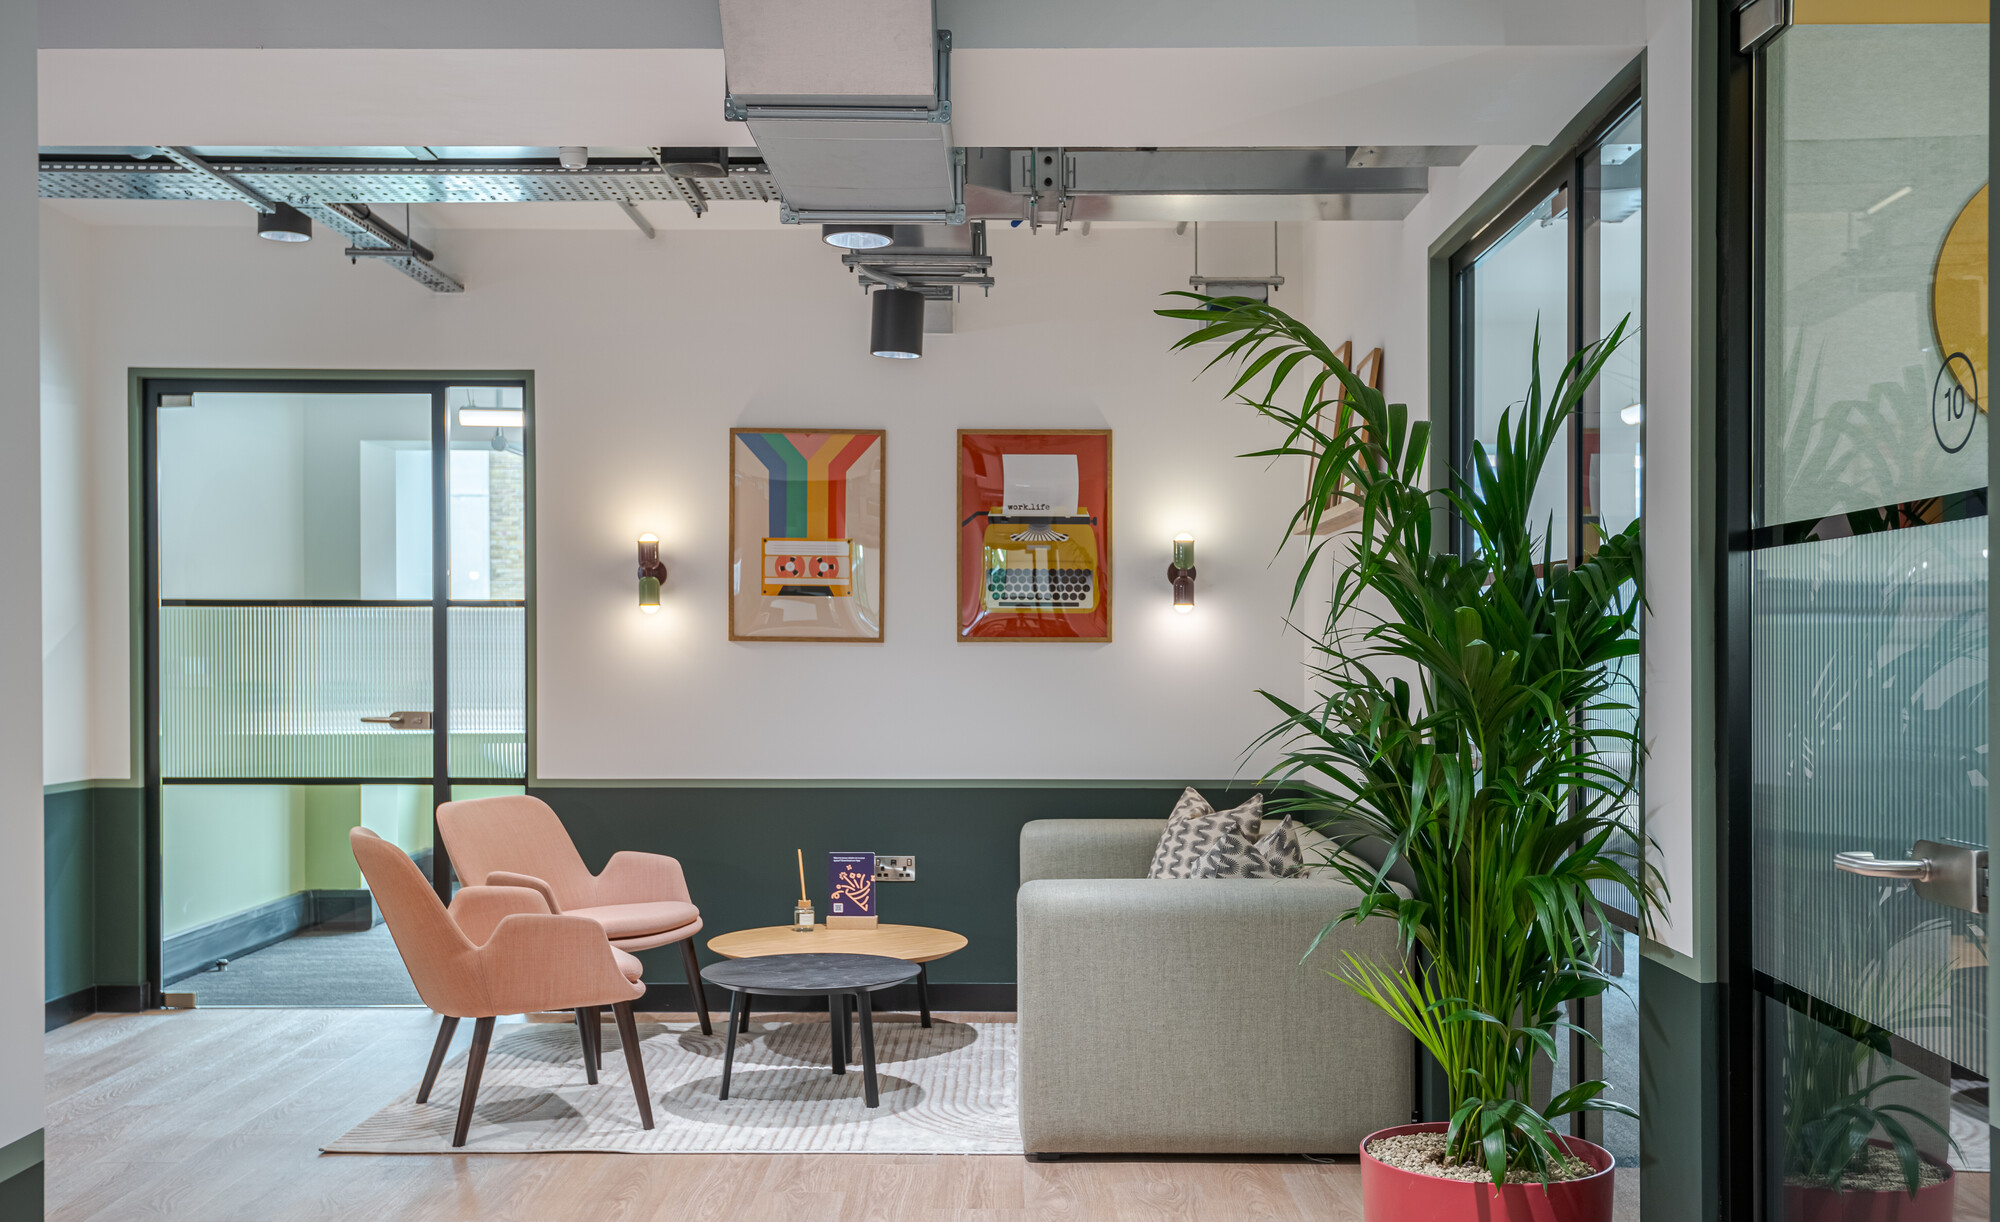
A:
[325,1016,1022,1154]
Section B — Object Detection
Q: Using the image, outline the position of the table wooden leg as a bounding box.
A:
[858,991,879,1108]
[917,963,932,1028]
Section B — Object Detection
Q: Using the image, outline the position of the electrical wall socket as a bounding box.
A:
[875,855,916,882]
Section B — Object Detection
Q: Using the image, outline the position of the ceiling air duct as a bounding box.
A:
[719,0,962,226]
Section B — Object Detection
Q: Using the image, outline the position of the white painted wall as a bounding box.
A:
[3,0,47,1158]
[46,211,1324,781]
[43,202,95,788]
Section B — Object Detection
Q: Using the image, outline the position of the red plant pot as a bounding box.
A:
[1359,1121,1617,1222]
[1781,1144,1955,1222]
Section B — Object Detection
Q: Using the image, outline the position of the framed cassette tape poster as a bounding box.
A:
[729,428,885,642]
[957,429,1112,642]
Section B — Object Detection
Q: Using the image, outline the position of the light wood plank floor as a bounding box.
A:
[46,1008,1376,1222]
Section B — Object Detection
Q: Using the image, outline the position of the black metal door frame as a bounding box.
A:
[139,375,527,1005]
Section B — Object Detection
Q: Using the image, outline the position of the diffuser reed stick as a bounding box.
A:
[797,849,807,904]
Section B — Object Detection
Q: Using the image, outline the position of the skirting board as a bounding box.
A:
[46,984,148,1032]
[162,888,377,985]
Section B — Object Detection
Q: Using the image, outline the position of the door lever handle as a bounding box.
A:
[1835,840,1986,913]
[359,711,432,729]
[1834,851,1934,881]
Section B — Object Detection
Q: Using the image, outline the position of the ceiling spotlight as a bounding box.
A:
[870,288,924,360]
[824,224,896,250]
[558,146,589,169]
[256,202,312,243]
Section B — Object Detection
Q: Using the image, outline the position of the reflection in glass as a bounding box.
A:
[1469,188,1571,556]
[1751,518,1987,1075]
[158,392,434,600]
[1762,24,1989,524]
[1767,996,1969,1217]
[446,386,525,601]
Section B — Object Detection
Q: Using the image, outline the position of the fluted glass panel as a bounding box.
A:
[448,605,525,779]
[1751,516,1987,1074]
[161,606,433,778]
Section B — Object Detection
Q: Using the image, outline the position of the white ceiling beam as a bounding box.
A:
[39,44,1638,150]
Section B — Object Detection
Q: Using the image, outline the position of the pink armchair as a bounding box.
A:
[351,827,655,1146]
[436,795,712,1033]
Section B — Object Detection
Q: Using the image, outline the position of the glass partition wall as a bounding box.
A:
[1447,91,1644,1168]
[146,379,529,1006]
[1733,5,1991,1216]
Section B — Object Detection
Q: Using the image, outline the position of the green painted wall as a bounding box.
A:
[533,783,1256,985]
[44,785,146,1004]
[43,789,94,1002]
[160,785,303,937]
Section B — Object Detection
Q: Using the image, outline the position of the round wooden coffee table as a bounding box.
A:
[707,924,967,1027]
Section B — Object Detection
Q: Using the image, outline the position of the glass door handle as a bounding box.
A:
[1833,851,1933,881]
[360,711,433,729]
[1835,840,1987,914]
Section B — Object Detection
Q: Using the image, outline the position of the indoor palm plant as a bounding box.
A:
[1161,294,1658,1210]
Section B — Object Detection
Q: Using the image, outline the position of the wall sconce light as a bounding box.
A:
[1168,534,1197,613]
[637,534,667,614]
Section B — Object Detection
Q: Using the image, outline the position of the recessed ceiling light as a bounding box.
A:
[824,224,896,250]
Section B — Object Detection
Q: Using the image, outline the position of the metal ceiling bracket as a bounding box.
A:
[616,200,656,238]
[156,146,277,213]
[1737,0,1790,53]
[312,201,462,293]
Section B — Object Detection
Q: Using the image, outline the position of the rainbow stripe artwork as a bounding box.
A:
[730,429,884,640]
[738,431,880,541]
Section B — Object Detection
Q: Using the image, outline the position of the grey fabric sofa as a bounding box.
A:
[1015,818,1414,1155]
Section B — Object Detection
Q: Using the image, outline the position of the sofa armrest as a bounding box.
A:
[1016,877,1413,1155]
[1020,819,1164,884]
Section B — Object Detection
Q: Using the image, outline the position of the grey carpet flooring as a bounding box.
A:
[177,922,423,1007]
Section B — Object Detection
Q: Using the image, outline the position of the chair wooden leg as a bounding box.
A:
[416,1015,459,1104]
[680,938,713,1035]
[613,1001,655,1130]
[452,1016,495,1147]
[574,1008,599,1084]
[592,1007,604,1070]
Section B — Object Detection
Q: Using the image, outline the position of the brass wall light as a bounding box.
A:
[1168,534,1196,613]
[637,534,667,613]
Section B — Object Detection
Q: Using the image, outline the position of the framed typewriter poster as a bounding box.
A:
[957,429,1112,642]
[729,428,885,642]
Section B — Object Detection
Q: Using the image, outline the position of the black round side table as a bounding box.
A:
[699,952,920,1108]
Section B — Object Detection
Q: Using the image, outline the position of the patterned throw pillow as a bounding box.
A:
[1145,788,1264,879]
[1189,814,1307,879]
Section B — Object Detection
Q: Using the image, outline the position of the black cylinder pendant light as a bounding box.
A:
[870,288,924,360]
[256,202,313,242]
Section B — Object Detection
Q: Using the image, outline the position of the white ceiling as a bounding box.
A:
[37,0,1643,232]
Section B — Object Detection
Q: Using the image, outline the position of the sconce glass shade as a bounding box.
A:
[638,533,666,613]
[1169,534,1196,612]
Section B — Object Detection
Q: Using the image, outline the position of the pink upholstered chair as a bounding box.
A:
[350,827,655,1146]
[436,794,712,1034]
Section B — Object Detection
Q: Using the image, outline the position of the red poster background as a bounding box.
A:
[957,430,1112,641]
